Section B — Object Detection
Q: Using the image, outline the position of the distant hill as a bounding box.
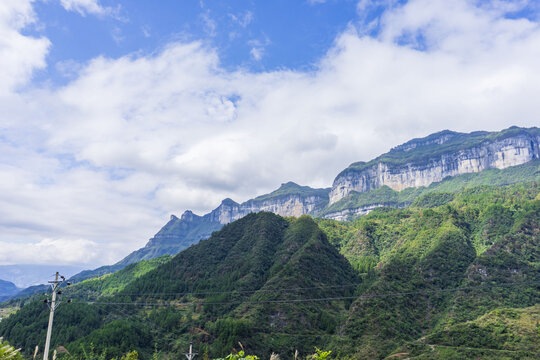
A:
[0,280,19,302]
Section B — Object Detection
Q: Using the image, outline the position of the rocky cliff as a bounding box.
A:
[329,127,540,204]
[121,182,329,263]
[207,182,329,224]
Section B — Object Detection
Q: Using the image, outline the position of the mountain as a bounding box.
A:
[0,280,19,302]
[329,126,539,204]
[12,127,540,297]
[1,183,538,359]
[1,213,359,359]
[69,182,329,283]
[321,158,540,220]
[113,126,537,265]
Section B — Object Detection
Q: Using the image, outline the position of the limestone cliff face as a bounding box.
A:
[322,204,387,221]
[329,128,540,204]
[208,183,329,224]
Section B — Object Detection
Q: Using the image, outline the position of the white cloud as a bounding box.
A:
[1,0,540,267]
[59,0,115,17]
[0,238,108,266]
[229,11,253,28]
[200,12,216,37]
[0,0,49,95]
[248,37,270,61]
[250,46,264,60]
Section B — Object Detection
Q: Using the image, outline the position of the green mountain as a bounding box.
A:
[73,126,538,281]
[0,213,358,359]
[68,182,329,284]
[2,182,538,359]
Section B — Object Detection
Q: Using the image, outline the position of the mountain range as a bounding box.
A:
[1,181,538,359]
[63,126,539,284]
[0,126,539,359]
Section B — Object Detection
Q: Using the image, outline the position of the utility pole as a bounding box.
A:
[185,342,197,360]
[43,272,71,360]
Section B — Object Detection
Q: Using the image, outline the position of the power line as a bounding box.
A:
[63,273,510,298]
[74,280,539,307]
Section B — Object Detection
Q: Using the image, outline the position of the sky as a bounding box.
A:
[0,0,539,268]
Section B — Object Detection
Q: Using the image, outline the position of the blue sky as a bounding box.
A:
[27,0,365,84]
[1,0,540,268]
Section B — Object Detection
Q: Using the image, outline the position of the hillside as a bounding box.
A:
[394,305,540,359]
[0,213,359,359]
[321,158,540,220]
[1,182,538,359]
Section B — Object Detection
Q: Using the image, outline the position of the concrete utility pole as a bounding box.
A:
[185,342,197,360]
[43,272,71,360]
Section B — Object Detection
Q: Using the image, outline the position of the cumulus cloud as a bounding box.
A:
[0,238,106,266]
[1,0,540,267]
[0,0,49,94]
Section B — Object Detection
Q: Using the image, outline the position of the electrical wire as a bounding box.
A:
[63,274,502,298]
[74,280,539,307]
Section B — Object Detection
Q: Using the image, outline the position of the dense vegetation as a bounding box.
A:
[0,337,23,360]
[1,181,538,359]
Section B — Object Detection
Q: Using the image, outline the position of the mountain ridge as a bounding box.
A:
[54,126,540,286]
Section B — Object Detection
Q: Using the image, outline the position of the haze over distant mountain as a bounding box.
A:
[0,279,19,302]
[0,265,84,288]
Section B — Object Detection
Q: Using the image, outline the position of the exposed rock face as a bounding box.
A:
[208,186,329,224]
[73,182,330,280]
[329,128,540,204]
[322,204,388,221]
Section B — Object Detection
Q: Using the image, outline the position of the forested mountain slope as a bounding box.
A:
[2,182,538,359]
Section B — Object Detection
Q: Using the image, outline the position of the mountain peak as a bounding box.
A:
[278,181,301,189]
[391,129,460,152]
[180,210,195,221]
[220,198,239,206]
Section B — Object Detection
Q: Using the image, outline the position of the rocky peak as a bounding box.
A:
[220,198,239,207]
[391,130,460,152]
[180,210,195,221]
